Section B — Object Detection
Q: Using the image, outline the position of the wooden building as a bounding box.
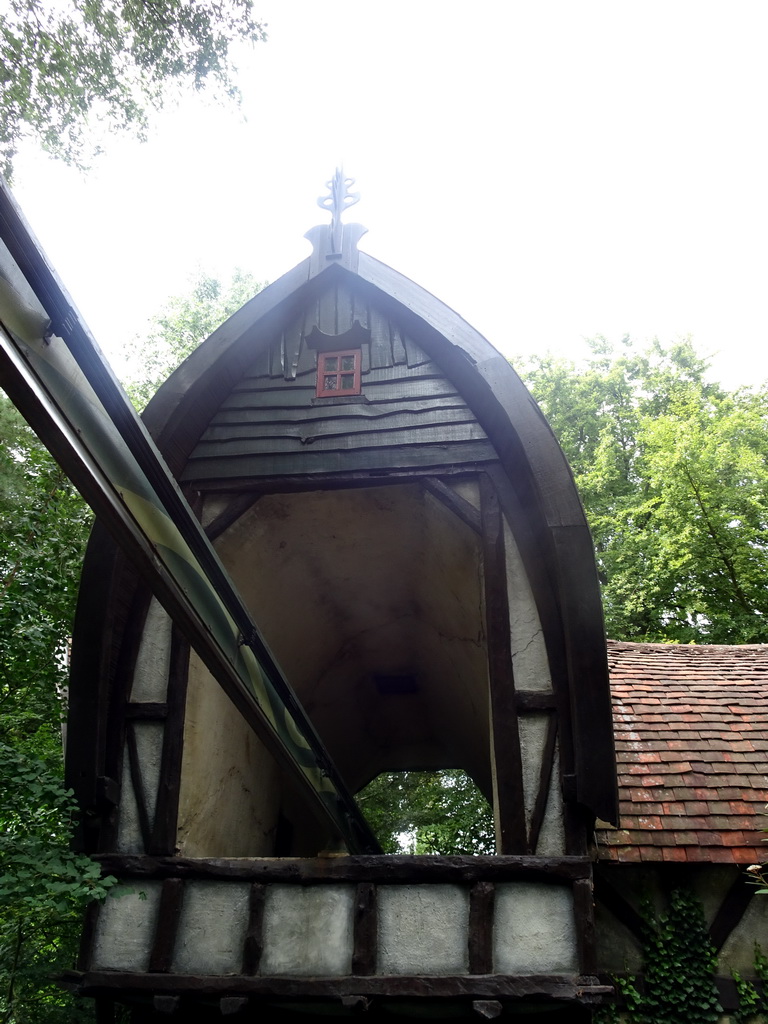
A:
[66,175,620,1021]
[595,641,768,1015]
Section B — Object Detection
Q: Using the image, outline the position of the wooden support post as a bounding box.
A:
[352,882,378,976]
[77,900,101,971]
[479,474,527,854]
[242,883,266,975]
[573,876,597,976]
[468,881,495,975]
[150,628,191,856]
[527,714,558,855]
[148,879,185,973]
[125,721,153,852]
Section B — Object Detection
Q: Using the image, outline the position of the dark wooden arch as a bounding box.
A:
[68,220,618,852]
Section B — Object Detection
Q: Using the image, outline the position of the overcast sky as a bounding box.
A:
[11,1,768,388]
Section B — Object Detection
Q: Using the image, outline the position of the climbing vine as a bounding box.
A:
[732,946,768,1023]
[596,889,721,1024]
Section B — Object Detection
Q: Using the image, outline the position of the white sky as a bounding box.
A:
[10,0,768,389]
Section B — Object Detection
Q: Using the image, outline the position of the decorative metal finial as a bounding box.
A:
[317,169,360,254]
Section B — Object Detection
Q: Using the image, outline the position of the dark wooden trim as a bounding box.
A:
[190,465,490,495]
[94,854,593,884]
[527,713,558,855]
[220,997,249,1015]
[94,998,116,1024]
[709,871,756,953]
[550,526,617,825]
[242,883,266,975]
[468,881,495,975]
[125,720,153,852]
[125,702,168,720]
[516,691,557,711]
[204,492,260,541]
[479,473,527,854]
[77,900,101,970]
[99,581,154,854]
[573,877,596,975]
[149,628,190,856]
[351,882,377,975]
[152,995,180,1014]
[148,878,185,973]
[482,463,586,856]
[593,871,645,944]
[424,476,481,534]
[70,970,613,1001]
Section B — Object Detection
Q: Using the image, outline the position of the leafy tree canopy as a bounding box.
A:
[0,0,267,178]
[517,337,768,644]
[124,268,264,409]
[357,770,495,856]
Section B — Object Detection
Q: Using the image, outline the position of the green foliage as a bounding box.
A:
[0,0,267,178]
[124,269,265,409]
[517,337,768,643]
[639,890,721,1024]
[596,890,721,1024]
[0,745,116,1024]
[357,770,495,855]
[733,945,768,1023]
[0,395,111,1022]
[0,270,263,1019]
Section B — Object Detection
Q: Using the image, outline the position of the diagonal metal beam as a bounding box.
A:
[0,180,380,855]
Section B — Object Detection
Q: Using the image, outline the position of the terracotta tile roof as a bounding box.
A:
[596,641,768,865]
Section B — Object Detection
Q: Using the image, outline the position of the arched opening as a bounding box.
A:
[358,769,494,855]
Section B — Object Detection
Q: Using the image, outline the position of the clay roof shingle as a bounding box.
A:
[596,641,768,865]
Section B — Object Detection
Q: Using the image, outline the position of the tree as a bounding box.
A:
[517,338,768,644]
[357,770,495,855]
[0,268,262,1020]
[124,268,264,409]
[0,0,266,179]
[0,396,114,1023]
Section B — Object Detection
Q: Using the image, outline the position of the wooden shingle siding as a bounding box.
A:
[182,441,498,483]
[183,316,498,483]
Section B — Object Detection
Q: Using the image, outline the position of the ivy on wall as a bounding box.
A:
[732,946,768,1023]
[597,889,721,1024]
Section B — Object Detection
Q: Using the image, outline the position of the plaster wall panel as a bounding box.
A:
[517,716,565,856]
[116,743,142,853]
[260,884,354,976]
[172,881,250,975]
[519,713,548,832]
[536,742,565,856]
[91,883,161,972]
[177,652,281,857]
[593,897,642,974]
[712,889,768,975]
[493,883,577,974]
[448,478,481,510]
[115,723,165,850]
[216,485,491,798]
[130,599,171,702]
[133,720,164,825]
[503,520,552,692]
[377,885,469,975]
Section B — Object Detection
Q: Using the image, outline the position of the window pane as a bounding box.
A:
[341,355,355,371]
[324,356,338,371]
[323,375,337,390]
[341,374,355,390]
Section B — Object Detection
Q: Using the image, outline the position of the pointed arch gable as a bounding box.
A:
[69,223,618,861]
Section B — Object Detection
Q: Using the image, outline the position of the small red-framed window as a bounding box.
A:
[316,349,362,398]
